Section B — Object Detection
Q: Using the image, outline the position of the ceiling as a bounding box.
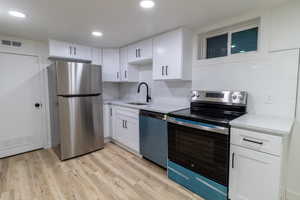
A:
[0,0,287,47]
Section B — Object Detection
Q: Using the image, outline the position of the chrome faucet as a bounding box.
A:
[137,82,151,103]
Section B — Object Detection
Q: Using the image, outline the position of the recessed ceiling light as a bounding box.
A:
[8,10,26,18]
[92,31,103,37]
[140,0,155,9]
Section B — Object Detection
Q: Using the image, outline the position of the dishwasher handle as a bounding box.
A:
[140,110,166,120]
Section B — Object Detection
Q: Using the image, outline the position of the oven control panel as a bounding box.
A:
[191,90,247,105]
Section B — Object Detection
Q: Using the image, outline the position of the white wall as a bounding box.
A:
[191,1,300,199]
[119,64,191,106]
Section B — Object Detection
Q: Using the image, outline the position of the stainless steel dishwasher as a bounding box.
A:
[140,110,168,168]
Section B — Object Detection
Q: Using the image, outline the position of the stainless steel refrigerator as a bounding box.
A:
[48,61,104,160]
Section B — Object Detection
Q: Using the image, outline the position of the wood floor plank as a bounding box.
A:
[0,143,204,200]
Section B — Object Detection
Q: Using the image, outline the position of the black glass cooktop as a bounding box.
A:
[168,106,246,127]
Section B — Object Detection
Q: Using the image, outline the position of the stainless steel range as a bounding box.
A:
[167,90,247,200]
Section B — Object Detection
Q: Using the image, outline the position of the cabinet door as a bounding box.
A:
[120,47,139,82]
[49,40,71,58]
[103,104,112,139]
[127,43,139,63]
[138,38,153,61]
[120,47,128,81]
[229,145,281,200]
[153,30,182,80]
[127,39,153,64]
[73,44,92,61]
[91,48,102,65]
[123,115,140,152]
[102,48,120,82]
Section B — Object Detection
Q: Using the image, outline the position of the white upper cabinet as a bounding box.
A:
[91,48,102,65]
[153,28,193,80]
[48,40,92,61]
[74,44,92,61]
[120,47,139,82]
[49,40,70,58]
[102,48,120,82]
[128,38,153,65]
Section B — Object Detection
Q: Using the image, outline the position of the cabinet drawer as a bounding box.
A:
[114,106,139,119]
[231,128,282,156]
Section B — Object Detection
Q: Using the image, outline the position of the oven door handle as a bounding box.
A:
[167,117,229,135]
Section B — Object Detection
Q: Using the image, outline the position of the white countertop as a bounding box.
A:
[230,114,295,136]
[104,100,188,114]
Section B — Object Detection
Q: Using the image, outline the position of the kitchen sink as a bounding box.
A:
[128,102,148,106]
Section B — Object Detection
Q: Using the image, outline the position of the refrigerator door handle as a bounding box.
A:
[58,93,101,98]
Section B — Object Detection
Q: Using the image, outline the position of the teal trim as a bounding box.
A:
[173,118,218,129]
[167,161,228,200]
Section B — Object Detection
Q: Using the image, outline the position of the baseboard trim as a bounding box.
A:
[286,189,300,200]
[0,144,43,159]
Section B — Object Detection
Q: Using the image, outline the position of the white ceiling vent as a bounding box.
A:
[1,40,22,47]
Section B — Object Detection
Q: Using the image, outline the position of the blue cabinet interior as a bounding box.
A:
[140,114,168,168]
[168,161,228,200]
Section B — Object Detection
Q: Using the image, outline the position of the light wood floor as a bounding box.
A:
[0,143,204,200]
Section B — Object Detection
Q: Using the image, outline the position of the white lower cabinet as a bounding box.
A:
[229,145,281,200]
[112,106,140,153]
[229,128,285,200]
[103,104,112,139]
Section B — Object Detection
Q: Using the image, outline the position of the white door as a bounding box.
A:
[229,145,281,200]
[0,53,44,158]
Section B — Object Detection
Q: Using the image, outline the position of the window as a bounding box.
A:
[198,18,260,60]
[231,27,258,54]
[206,34,228,59]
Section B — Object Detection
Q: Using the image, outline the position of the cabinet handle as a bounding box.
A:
[125,120,128,128]
[166,65,168,76]
[136,49,138,58]
[162,66,164,76]
[110,108,112,117]
[243,138,263,145]
[232,152,235,169]
[138,48,141,57]
[122,120,125,128]
[74,47,76,55]
[69,46,72,55]
[125,70,127,79]
[117,72,119,80]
